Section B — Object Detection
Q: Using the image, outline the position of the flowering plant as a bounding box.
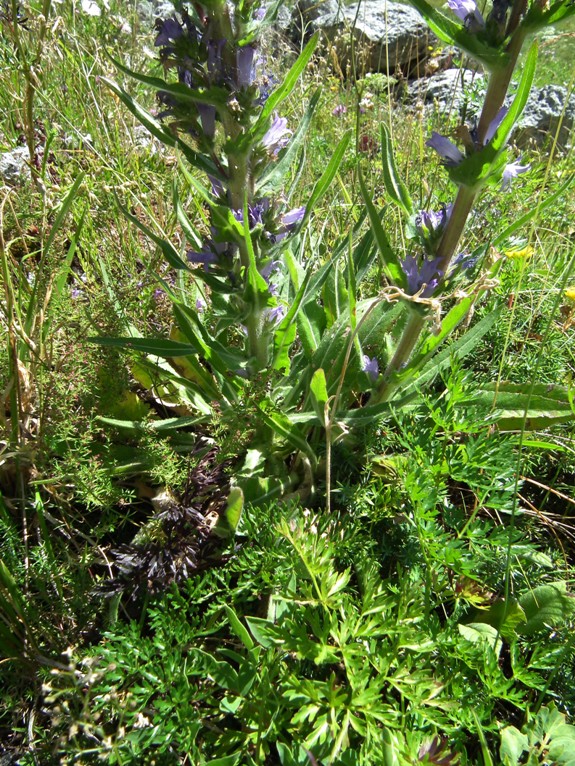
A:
[94,0,575,506]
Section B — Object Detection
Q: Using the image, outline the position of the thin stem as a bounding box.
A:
[371,18,529,404]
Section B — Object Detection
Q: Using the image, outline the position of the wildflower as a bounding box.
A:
[427,110,530,189]
[565,287,575,301]
[281,206,306,227]
[503,244,533,259]
[260,259,282,281]
[502,159,530,189]
[195,298,205,312]
[233,198,271,229]
[187,247,218,266]
[196,103,216,140]
[263,305,286,324]
[207,38,226,78]
[262,115,291,155]
[154,17,183,47]
[426,132,464,166]
[401,254,444,296]
[332,104,347,117]
[447,0,485,32]
[415,205,452,239]
[482,106,508,142]
[274,206,306,241]
[236,45,257,88]
[362,355,379,381]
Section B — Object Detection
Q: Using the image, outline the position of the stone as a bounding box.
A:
[407,68,485,114]
[0,146,30,184]
[306,0,437,75]
[511,85,575,149]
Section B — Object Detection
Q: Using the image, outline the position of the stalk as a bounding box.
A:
[372,11,529,404]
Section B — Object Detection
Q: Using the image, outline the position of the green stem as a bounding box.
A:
[371,22,529,404]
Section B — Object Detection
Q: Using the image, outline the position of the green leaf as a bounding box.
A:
[297,302,327,359]
[303,131,351,224]
[101,77,217,176]
[461,382,574,431]
[223,605,254,650]
[518,582,575,635]
[245,616,281,648]
[90,336,197,357]
[109,56,229,107]
[358,170,405,287]
[408,296,474,371]
[273,269,313,373]
[115,196,190,271]
[405,0,509,71]
[458,622,503,656]
[380,124,413,215]
[213,487,244,539]
[310,369,329,427]
[488,42,538,155]
[469,600,526,641]
[500,726,528,766]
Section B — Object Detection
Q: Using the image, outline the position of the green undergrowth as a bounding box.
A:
[1,0,575,763]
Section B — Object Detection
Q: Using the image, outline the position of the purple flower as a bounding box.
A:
[483,106,508,143]
[416,205,452,238]
[362,355,379,381]
[262,115,292,155]
[236,45,257,89]
[426,132,465,166]
[281,206,305,227]
[154,17,183,47]
[401,254,444,297]
[260,259,281,281]
[254,7,266,20]
[274,206,306,242]
[502,159,530,189]
[197,103,216,139]
[233,198,271,229]
[447,0,485,32]
[187,247,218,266]
[207,38,226,78]
[332,104,347,117]
[208,174,226,198]
[195,298,205,312]
[263,305,286,324]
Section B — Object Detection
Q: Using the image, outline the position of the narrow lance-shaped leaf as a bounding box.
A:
[101,77,217,177]
[115,196,190,271]
[303,131,352,225]
[89,336,198,357]
[380,124,413,215]
[358,169,405,288]
[310,368,329,427]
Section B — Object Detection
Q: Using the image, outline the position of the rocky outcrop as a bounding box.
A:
[305,0,437,75]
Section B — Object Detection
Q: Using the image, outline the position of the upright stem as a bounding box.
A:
[371,20,528,404]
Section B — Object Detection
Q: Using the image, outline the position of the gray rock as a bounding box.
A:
[511,85,575,148]
[407,68,485,114]
[0,146,30,184]
[307,0,437,75]
[291,0,342,39]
